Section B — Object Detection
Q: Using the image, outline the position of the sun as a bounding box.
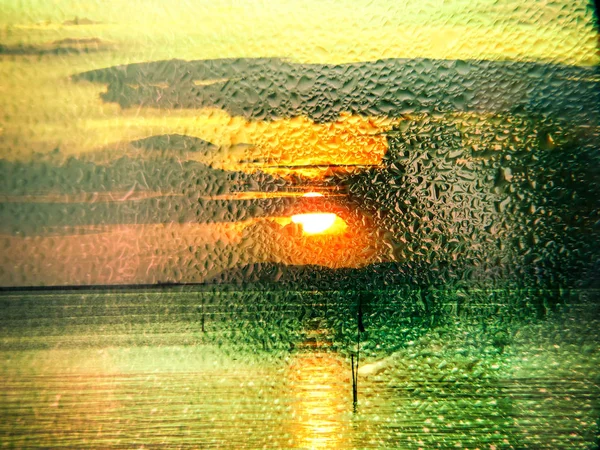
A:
[291,213,337,234]
[288,192,347,235]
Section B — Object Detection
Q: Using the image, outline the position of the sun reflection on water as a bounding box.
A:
[288,352,350,449]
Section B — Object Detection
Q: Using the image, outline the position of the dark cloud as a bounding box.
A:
[74,58,599,123]
[0,38,112,55]
[62,17,101,26]
[330,114,600,290]
[0,148,298,234]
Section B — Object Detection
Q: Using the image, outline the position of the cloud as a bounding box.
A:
[74,58,599,124]
[0,38,113,55]
[62,17,101,26]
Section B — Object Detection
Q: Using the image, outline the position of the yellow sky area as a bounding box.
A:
[91,110,398,172]
[2,0,597,66]
[229,113,399,171]
[2,104,398,175]
[0,0,597,166]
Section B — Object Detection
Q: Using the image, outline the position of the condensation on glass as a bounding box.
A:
[1,1,599,448]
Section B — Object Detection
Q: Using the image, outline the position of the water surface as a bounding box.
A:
[1,288,599,448]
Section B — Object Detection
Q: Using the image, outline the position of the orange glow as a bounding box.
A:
[254,212,382,268]
[191,112,402,178]
[288,353,348,449]
[291,213,337,234]
[243,114,396,167]
[0,223,245,286]
[291,193,339,234]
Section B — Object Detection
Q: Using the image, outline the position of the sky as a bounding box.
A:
[0,0,598,286]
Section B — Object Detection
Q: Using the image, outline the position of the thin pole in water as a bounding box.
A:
[351,354,357,408]
[199,294,206,332]
[352,293,366,411]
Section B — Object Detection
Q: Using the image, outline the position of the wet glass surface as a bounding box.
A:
[1,1,600,448]
[1,288,599,448]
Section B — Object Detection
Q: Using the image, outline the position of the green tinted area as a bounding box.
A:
[1,288,599,448]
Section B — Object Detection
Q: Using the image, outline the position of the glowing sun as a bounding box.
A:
[291,213,337,234]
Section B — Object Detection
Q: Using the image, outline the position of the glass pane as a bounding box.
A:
[1,1,599,448]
